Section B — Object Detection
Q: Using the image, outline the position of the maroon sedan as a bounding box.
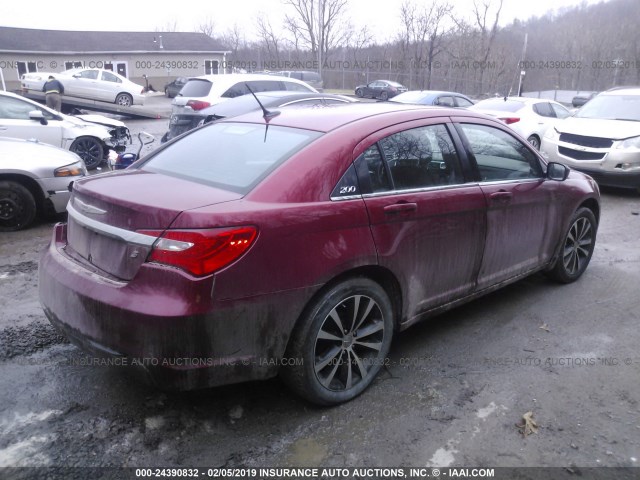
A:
[39,103,600,405]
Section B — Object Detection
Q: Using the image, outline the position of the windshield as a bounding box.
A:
[575,94,640,121]
[142,122,322,194]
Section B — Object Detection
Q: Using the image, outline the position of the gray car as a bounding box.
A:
[0,137,86,231]
[541,87,640,191]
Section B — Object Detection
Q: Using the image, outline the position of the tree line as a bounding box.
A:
[188,0,639,95]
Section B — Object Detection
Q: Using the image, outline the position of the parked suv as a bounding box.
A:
[171,74,317,113]
[541,87,640,191]
[269,71,324,91]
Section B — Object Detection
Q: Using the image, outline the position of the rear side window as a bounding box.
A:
[379,124,463,189]
[179,79,213,97]
[533,102,554,117]
[142,123,322,194]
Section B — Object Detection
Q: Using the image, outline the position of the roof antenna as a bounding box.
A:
[245,83,280,120]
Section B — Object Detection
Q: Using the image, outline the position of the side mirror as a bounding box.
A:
[547,162,569,181]
[29,110,48,126]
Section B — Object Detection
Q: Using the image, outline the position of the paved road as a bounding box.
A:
[0,117,639,475]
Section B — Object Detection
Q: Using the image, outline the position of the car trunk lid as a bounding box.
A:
[65,170,242,280]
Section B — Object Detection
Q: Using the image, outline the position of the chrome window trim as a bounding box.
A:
[330,194,363,202]
[67,202,157,247]
[360,182,476,199]
[477,178,544,186]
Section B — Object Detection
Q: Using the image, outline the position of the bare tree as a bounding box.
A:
[471,0,504,93]
[282,0,353,75]
[256,16,283,64]
[155,21,179,33]
[196,17,217,38]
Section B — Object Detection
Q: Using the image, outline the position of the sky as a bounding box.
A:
[2,0,603,44]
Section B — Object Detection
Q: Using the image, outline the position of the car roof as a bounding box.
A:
[198,92,353,116]
[219,101,479,133]
[601,87,640,95]
[187,73,311,86]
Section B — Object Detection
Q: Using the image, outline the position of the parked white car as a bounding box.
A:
[470,97,572,149]
[171,74,318,113]
[0,137,86,231]
[21,68,145,106]
[0,91,130,170]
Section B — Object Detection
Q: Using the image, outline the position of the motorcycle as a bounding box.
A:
[106,131,155,170]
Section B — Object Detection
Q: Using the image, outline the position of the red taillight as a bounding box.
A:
[138,227,257,276]
[186,100,212,111]
[500,117,520,124]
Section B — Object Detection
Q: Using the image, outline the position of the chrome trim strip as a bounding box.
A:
[67,203,157,247]
[360,182,478,199]
[330,194,363,202]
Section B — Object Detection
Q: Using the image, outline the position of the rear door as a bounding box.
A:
[454,120,555,289]
[356,119,487,322]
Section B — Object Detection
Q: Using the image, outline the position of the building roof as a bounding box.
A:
[0,27,230,54]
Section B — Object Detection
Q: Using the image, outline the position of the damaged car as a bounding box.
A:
[0,91,130,170]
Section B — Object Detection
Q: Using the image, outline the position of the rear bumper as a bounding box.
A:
[39,223,311,390]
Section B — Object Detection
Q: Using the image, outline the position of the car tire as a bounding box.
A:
[70,136,104,170]
[380,91,389,101]
[0,181,37,232]
[547,207,597,283]
[115,93,133,107]
[527,135,541,150]
[355,88,364,98]
[165,88,170,98]
[281,277,394,405]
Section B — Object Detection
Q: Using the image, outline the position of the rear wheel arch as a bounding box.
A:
[302,266,404,331]
[280,268,401,404]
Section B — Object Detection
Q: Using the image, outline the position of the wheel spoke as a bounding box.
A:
[328,308,345,334]
[315,345,342,372]
[345,350,353,390]
[350,348,369,379]
[353,339,383,351]
[353,297,376,333]
[316,329,342,342]
[356,320,384,339]
[318,350,344,388]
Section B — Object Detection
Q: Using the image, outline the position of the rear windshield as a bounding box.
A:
[575,94,640,121]
[178,79,213,97]
[473,99,525,112]
[142,122,322,194]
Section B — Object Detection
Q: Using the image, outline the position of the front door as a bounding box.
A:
[455,122,554,289]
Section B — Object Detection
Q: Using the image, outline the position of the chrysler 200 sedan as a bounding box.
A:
[39,103,600,405]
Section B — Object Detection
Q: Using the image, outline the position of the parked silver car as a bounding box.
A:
[0,137,86,231]
[21,68,145,106]
[541,87,640,191]
[0,91,130,170]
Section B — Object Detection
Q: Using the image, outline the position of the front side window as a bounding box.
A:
[459,123,543,181]
[0,96,47,120]
[455,96,474,108]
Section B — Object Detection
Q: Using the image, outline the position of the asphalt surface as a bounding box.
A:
[0,105,639,477]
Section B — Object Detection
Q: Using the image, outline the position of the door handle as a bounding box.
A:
[489,191,513,205]
[383,202,418,214]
